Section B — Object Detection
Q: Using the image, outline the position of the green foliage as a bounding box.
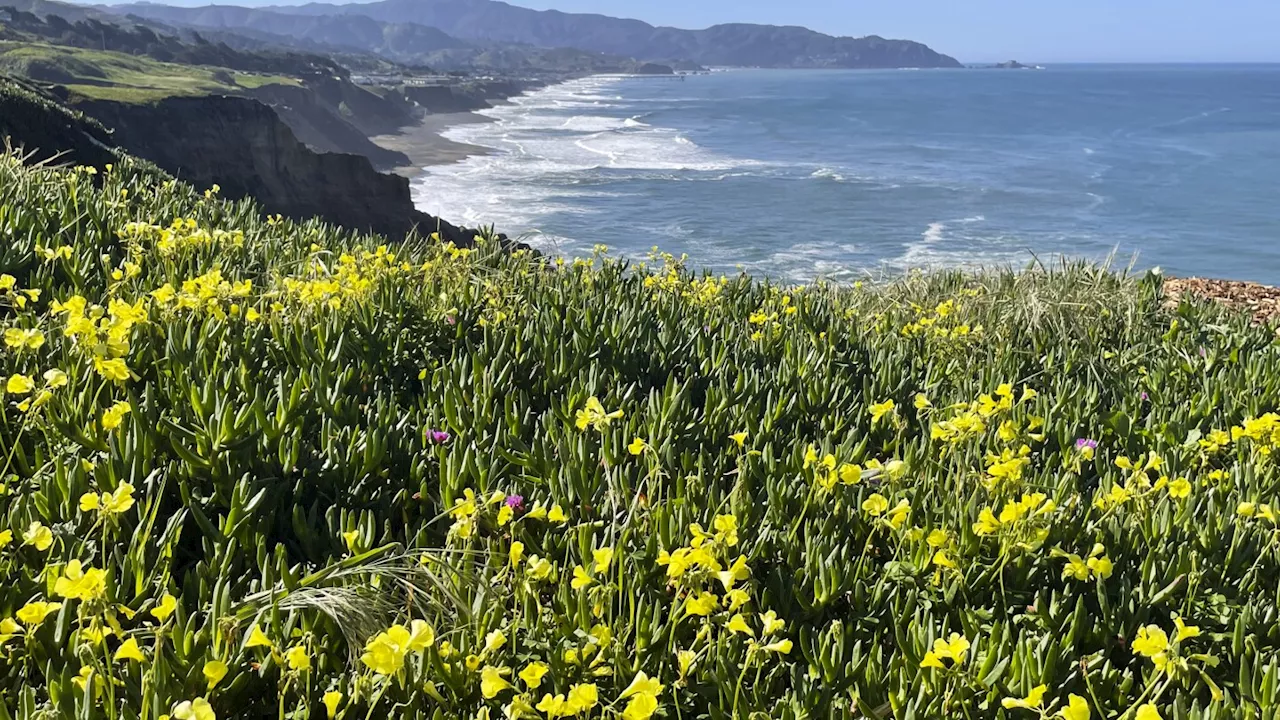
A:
[0,41,295,102]
[0,152,1278,720]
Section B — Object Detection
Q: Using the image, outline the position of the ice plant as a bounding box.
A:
[0,153,1268,718]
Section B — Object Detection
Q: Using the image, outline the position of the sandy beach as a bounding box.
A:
[371,112,495,177]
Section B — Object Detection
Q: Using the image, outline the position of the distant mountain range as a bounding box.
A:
[111,0,962,70]
[104,4,681,73]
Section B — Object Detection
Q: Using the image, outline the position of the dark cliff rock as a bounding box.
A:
[402,83,488,113]
[635,62,673,75]
[401,78,540,113]
[244,82,409,169]
[76,94,481,245]
[0,75,118,166]
[306,75,418,136]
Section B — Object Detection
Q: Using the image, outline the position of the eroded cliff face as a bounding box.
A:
[0,78,119,167]
[244,83,409,170]
[76,94,480,245]
[402,79,541,114]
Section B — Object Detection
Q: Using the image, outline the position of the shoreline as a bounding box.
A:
[369,73,656,178]
[370,111,497,178]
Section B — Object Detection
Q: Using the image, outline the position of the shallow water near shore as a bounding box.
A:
[411,66,1280,283]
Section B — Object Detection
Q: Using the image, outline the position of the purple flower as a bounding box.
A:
[1141,392,1149,401]
[428,430,451,444]
[504,495,525,511]
[1075,438,1098,451]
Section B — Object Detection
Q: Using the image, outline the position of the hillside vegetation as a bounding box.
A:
[0,4,348,77]
[0,154,1278,720]
[0,41,296,101]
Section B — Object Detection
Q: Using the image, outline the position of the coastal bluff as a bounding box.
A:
[75,94,482,246]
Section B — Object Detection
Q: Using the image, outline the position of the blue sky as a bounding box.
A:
[503,0,1280,63]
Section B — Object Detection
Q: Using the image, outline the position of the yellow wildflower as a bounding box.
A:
[23,521,53,551]
[1001,685,1047,710]
[575,396,623,431]
[1135,705,1162,720]
[684,591,717,616]
[519,661,549,689]
[172,698,216,720]
[102,401,132,431]
[0,617,21,644]
[869,399,896,423]
[759,610,786,636]
[571,565,594,589]
[114,637,146,663]
[537,694,570,718]
[1173,617,1200,642]
[921,633,970,668]
[245,624,273,649]
[93,357,132,383]
[1131,625,1169,657]
[620,670,664,700]
[54,560,108,602]
[484,629,507,654]
[621,694,660,720]
[1060,694,1091,720]
[361,625,411,675]
[676,649,696,677]
[761,639,792,654]
[151,593,178,622]
[323,691,343,719]
[567,683,598,713]
[16,601,61,626]
[480,666,514,698]
[4,328,44,351]
[407,619,435,652]
[593,546,615,573]
[862,494,889,516]
[203,660,228,690]
[286,645,311,672]
[726,614,754,637]
[6,374,35,394]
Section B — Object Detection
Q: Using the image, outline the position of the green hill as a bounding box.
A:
[0,150,1276,719]
[0,41,296,100]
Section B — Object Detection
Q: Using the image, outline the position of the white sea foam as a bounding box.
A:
[414,76,760,240]
[896,216,1008,268]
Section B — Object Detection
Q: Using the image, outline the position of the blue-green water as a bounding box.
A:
[412,66,1280,283]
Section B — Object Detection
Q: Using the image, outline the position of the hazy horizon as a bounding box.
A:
[77,0,1280,64]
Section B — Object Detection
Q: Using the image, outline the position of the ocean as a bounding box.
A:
[411,65,1280,283]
